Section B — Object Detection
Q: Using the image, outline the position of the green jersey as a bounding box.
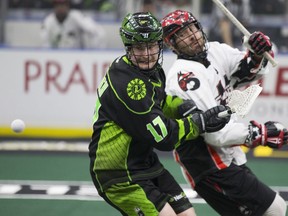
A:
[89,56,198,193]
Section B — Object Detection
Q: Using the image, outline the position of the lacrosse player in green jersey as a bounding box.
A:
[89,12,230,216]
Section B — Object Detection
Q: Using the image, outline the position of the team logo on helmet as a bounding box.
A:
[178,71,200,91]
[127,78,146,100]
[139,20,148,25]
[140,33,149,39]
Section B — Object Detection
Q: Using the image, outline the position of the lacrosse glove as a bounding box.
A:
[242,31,274,68]
[178,99,200,117]
[245,120,288,148]
[246,31,272,56]
[189,105,230,134]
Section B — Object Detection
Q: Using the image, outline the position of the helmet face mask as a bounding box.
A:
[129,41,162,71]
[161,10,208,61]
[173,23,205,57]
[120,12,163,72]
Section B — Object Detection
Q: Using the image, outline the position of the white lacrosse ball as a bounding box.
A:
[11,119,25,133]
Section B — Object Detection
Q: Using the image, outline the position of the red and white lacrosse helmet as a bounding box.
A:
[161,10,208,61]
[161,10,198,46]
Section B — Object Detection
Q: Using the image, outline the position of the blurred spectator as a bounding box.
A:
[40,0,106,49]
[141,0,192,20]
[208,0,250,48]
[8,0,116,11]
[250,0,285,14]
[172,0,191,10]
[9,0,51,9]
[142,0,157,14]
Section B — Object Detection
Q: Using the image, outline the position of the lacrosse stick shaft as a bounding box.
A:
[218,108,233,118]
[183,106,197,117]
[211,0,277,67]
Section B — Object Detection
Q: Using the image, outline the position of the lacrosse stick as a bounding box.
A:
[218,84,263,118]
[211,0,277,67]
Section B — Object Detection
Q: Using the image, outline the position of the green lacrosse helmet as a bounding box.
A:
[120,12,163,46]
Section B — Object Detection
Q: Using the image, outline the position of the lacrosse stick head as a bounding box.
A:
[218,84,262,118]
[228,84,262,118]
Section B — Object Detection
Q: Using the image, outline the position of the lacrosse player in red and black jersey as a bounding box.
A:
[88,12,231,216]
[161,9,287,216]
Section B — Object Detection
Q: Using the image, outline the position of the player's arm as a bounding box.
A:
[199,119,288,149]
[230,31,274,88]
[174,97,247,147]
[113,94,229,151]
[163,96,230,133]
[177,97,287,148]
[155,103,230,151]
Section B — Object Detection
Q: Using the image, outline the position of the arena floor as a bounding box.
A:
[0,141,288,216]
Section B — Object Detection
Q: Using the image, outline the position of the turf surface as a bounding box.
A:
[0,151,287,216]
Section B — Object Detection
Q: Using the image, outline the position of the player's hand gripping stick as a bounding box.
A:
[212,0,277,67]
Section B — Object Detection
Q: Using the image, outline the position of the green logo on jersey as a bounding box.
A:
[127,78,146,100]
